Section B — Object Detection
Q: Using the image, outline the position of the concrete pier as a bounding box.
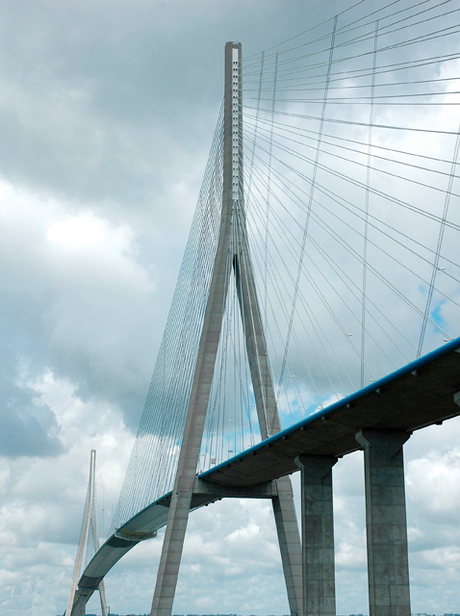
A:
[295,455,337,616]
[356,429,411,616]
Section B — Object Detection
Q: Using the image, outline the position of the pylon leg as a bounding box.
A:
[90,512,108,616]
[150,482,194,616]
[272,477,303,616]
[149,240,231,614]
[150,44,236,611]
[234,196,303,616]
[72,600,86,616]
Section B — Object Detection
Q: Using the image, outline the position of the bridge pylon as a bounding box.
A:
[149,42,302,616]
[65,450,108,616]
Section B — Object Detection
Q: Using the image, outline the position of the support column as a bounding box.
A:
[295,455,337,616]
[72,603,85,616]
[71,592,89,616]
[272,476,303,616]
[355,429,411,616]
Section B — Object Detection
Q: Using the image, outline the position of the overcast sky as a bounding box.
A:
[1,1,460,615]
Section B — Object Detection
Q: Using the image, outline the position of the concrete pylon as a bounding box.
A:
[149,42,302,616]
[356,429,411,616]
[65,450,108,616]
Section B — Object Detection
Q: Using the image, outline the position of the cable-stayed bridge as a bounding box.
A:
[65,2,460,615]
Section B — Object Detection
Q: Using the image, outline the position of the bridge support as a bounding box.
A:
[295,455,337,616]
[65,450,107,616]
[70,595,88,616]
[356,429,411,616]
[272,476,303,616]
[149,40,302,616]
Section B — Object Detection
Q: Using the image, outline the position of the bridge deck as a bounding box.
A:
[201,338,460,486]
[73,338,460,608]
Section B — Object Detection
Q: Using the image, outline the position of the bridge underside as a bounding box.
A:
[72,339,460,612]
[203,339,460,487]
[73,481,278,606]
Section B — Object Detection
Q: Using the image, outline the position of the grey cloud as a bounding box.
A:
[0,191,162,429]
[0,352,62,457]
[0,0,345,438]
[0,0,326,208]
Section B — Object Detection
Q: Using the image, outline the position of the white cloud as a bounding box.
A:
[0,178,160,429]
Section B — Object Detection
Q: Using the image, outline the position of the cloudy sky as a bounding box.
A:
[1,0,460,615]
